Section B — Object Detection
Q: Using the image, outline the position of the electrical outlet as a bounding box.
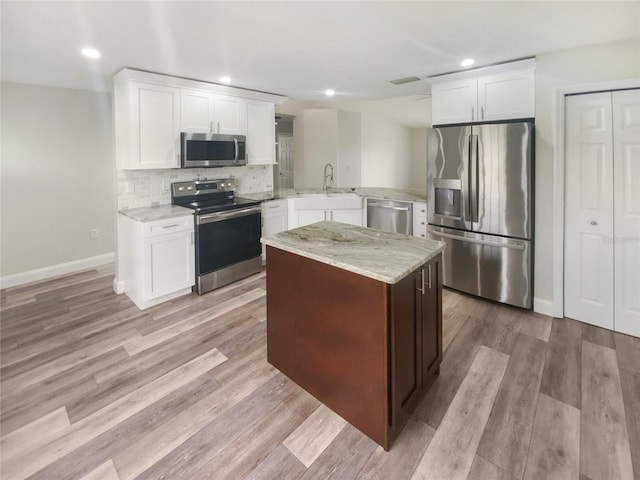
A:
[90,229,100,239]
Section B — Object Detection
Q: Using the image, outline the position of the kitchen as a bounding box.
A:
[1,2,640,479]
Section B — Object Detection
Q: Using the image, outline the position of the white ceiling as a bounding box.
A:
[1,1,639,101]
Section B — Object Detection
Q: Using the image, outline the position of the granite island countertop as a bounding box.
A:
[261,221,444,284]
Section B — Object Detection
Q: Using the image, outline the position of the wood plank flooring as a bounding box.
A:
[1,264,638,479]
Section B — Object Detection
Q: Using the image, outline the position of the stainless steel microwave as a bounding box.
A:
[181,132,247,168]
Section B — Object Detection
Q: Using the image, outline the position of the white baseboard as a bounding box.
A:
[533,297,558,318]
[113,278,125,294]
[0,252,115,289]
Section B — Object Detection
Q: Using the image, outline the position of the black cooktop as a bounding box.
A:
[175,196,260,215]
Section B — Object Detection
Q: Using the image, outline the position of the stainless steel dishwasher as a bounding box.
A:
[366,199,412,234]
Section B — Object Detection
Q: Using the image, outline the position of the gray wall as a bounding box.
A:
[1,83,115,276]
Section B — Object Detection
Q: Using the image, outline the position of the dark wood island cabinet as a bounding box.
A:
[262,221,444,450]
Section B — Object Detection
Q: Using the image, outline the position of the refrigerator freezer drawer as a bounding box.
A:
[428,226,532,309]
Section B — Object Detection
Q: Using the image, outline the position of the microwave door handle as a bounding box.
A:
[234,138,239,165]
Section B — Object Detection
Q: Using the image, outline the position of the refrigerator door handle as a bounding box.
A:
[463,134,472,222]
[429,230,526,251]
[469,134,479,224]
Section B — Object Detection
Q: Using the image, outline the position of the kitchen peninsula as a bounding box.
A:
[262,221,444,450]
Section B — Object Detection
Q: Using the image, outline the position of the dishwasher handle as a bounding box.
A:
[367,202,410,212]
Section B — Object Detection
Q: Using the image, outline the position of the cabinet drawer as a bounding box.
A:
[143,216,193,238]
[262,199,287,215]
[413,202,427,217]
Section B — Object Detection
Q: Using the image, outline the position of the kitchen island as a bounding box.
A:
[262,221,444,450]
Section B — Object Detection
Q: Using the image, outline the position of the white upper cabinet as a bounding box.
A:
[430,59,535,125]
[115,69,288,170]
[214,96,247,135]
[116,81,181,169]
[431,79,478,125]
[181,90,247,135]
[246,101,275,165]
[477,69,535,122]
[181,89,214,133]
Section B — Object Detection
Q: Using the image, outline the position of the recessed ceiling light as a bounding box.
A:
[325,89,335,97]
[81,47,101,59]
[220,76,231,84]
[461,58,475,67]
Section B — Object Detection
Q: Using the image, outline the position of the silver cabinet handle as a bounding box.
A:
[427,264,432,289]
[481,106,484,120]
[418,268,425,295]
[590,220,598,226]
[210,121,213,134]
[471,107,474,121]
[162,223,179,229]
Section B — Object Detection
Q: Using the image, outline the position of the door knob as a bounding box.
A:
[590,221,598,226]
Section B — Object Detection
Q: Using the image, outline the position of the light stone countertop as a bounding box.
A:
[118,204,193,222]
[261,220,444,284]
[241,187,427,203]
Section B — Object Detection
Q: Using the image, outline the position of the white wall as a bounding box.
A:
[360,112,411,188]
[301,109,338,188]
[534,37,640,307]
[1,82,115,277]
[409,128,427,191]
[337,110,361,187]
[277,99,419,189]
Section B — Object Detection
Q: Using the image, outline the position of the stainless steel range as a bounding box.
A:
[171,178,262,294]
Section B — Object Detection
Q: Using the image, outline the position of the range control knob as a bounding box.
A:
[187,186,193,191]
[178,187,184,192]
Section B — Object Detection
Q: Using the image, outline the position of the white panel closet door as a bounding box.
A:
[564,92,615,329]
[612,89,640,337]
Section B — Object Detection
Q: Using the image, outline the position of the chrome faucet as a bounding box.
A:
[323,163,334,192]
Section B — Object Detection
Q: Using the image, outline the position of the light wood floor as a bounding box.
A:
[1,265,638,480]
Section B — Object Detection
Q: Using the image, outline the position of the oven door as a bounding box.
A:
[195,206,261,277]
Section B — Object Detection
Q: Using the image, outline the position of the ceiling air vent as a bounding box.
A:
[389,76,421,85]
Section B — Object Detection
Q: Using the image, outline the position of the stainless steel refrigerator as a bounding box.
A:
[427,121,533,309]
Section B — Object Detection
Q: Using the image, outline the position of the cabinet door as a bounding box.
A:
[213,95,247,135]
[390,271,421,429]
[431,79,477,125]
[144,230,194,299]
[419,255,442,383]
[478,69,534,121]
[330,209,363,226]
[181,89,213,133]
[294,210,326,228]
[247,101,275,165]
[129,82,181,169]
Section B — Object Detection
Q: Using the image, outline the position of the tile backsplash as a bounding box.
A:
[118,165,273,210]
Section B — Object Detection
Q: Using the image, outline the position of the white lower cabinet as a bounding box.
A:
[288,196,364,229]
[331,209,364,226]
[412,201,427,238]
[118,214,195,309]
[261,199,288,261]
[290,207,363,228]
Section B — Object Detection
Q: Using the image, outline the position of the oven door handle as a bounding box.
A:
[197,206,261,225]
